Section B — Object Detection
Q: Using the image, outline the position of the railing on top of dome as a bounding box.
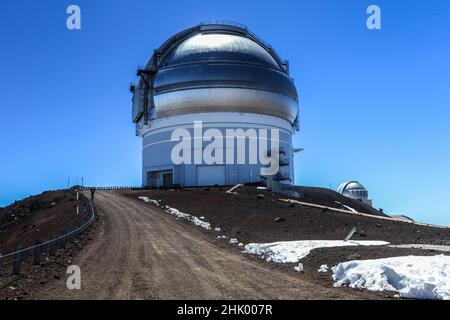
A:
[199,20,270,49]
[200,20,249,30]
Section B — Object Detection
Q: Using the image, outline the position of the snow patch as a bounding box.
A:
[294,263,304,272]
[139,196,211,230]
[243,240,389,264]
[332,255,450,300]
[318,264,329,273]
[138,196,160,206]
[229,238,239,245]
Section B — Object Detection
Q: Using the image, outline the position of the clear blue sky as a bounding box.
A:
[0,0,449,226]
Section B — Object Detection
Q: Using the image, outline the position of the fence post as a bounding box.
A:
[41,240,48,257]
[13,245,23,275]
[56,235,61,250]
[49,237,56,256]
[57,235,62,250]
[0,253,2,276]
[34,240,43,265]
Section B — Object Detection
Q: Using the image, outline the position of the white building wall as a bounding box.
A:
[140,112,296,187]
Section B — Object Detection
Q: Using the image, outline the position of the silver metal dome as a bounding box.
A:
[338,181,369,201]
[132,22,299,125]
[161,33,280,68]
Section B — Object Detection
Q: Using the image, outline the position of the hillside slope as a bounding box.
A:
[301,186,385,216]
[0,190,88,254]
[125,186,449,245]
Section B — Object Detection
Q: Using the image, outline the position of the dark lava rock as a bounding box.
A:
[346,254,362,260]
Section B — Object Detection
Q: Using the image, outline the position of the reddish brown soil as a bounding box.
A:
[0,190,98,300]
[123,186,450,299]
[1,186,448,300]
[24,191,381,300]
[0,216,99,300]
[0,190,89,254]
[124,186,450,246]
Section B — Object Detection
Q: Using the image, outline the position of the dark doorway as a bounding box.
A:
[163,172,173,187]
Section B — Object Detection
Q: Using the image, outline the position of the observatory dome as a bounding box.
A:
[132,22,299,124]
[132,22,300,188]
[338,181,370,202]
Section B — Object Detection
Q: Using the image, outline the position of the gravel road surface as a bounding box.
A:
[33,191,376,300]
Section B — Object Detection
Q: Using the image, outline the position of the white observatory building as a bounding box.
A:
[131,22,300,187]
[338,181,373,206]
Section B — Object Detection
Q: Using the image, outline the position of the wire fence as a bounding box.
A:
[0,188,95,276]
[84,186,147,191]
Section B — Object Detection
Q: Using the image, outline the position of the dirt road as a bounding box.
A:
[34,191,374,300]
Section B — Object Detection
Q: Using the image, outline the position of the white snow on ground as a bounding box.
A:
[332,255,450,300]
[166,207,211,230]
[138,196,160,206]
[229,238,239,244]
[138,196,211,230]
[243,240,389,263]
[318,264,329,273]
[294,263,304,272]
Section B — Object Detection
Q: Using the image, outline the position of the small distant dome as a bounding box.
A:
[338,181,369,201]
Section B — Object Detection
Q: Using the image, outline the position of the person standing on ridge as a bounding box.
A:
[90,187,96,201]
